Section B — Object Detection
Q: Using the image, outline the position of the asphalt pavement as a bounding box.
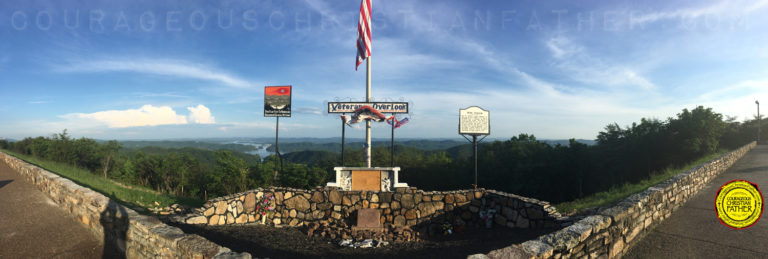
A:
[624,145,768,259]
[0,161,104,258]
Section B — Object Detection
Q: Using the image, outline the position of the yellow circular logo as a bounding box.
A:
[715,180,763,229]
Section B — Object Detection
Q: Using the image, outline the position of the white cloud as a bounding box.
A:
[545,35,655,91]
[65,105,188,128]
[56,58,254,88]
[630,0,768,26]
[187,104,216,124]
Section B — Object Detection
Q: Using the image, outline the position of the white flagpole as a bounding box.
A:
[365,56,372,168]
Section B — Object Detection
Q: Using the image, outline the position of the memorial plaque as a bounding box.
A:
[351,170,381,191]
[356,208,382,228]
[459,106,490,135]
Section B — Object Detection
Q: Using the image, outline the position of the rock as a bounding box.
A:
[432,194,444,201]
[475,191,483,199]
[455,193,467,203]
[285,195,311,212]
[313,210,324,219]
[371,193,379,203]
[527,208,543,219]
[520,240,554,258]
[203,207,215,217]
[494,215,507,226]
[215,201,227,214]
[332,212,342,220]
[218,215,226,225]
[273,218,281,225]
[350,195,361,205]
[236,214,248,224]
[467,254,490,259]
[209,215,220,225]
[289,209,297,218]
[236,201,244,215]
[445,194,455,204]
[486,244,534,259]
[401,194,415,209]
[538,230,579,251]
[516,216,529,228]
[187,216,207,224]
[333,205,341,211]
[342,196,352,206]
[422,195,431,202]
[405,209,417,219]
[418,202,435,215]
[394,215,406,226]
[226,213,235,224]
[284,192,293,200]
[311,191,324,203]
[502,207,514,219]
[370,203,379,209]
[329,190,342,205]
[362,200,370,208]
[317,203,332,211]
[289,218,299,226]
[391,201,401,210]
[379,193,392,203]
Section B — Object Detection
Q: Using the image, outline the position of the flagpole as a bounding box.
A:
[365,56,372,168]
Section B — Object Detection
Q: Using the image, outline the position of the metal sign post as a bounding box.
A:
[391,114,395,167]
[265,86,292,182]
[459,106,490,189]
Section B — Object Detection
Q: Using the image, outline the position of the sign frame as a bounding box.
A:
[264,85,292,117]
[459,106,490,135]
[327,102,409,114]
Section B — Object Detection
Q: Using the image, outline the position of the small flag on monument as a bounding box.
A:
[386,116,409,129]
[355,0,372,70]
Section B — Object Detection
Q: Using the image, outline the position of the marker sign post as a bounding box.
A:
[265,86,292,181]
[459,106,490,189]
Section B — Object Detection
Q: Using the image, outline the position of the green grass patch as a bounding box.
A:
[1,149,203,212]
[554,150,729,214]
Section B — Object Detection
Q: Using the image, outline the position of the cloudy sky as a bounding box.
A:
[1,0,767,140]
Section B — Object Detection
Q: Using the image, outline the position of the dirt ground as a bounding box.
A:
[170,222,558,259]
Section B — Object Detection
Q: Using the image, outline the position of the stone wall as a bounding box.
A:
[0,152,250,259]
[177,186,562,230]
[481,142,757,259]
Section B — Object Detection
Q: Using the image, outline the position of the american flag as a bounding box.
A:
[355,0,372,70]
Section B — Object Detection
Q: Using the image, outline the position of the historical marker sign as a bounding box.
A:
[265,86,291,117]
[459,106,490,135]
[328,102,408,114]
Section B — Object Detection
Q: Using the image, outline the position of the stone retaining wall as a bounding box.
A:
[178,186,563,230]
[482,142,757,259]
[0,152,250,259]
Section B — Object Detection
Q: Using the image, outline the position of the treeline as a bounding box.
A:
[0,131,331,200]
[391,106,760,202]
[0,106,761,204]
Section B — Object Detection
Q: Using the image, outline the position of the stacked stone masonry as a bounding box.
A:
[481,142,757,259]
[0,152,251,259]
[179,186,562,230]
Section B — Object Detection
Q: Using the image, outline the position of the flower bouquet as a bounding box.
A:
[256,193,276,224]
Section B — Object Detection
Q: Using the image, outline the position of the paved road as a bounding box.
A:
[625,145,768,259]
[0,161,104,258]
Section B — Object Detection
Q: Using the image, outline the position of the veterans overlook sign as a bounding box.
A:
[328,102,409,114]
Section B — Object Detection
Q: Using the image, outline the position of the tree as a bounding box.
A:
[100,140,122,178]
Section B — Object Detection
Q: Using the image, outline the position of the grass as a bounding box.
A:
[554,150,729,214]
[1,149,203,212]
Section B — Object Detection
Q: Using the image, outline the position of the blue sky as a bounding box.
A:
[1,0,768,140]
